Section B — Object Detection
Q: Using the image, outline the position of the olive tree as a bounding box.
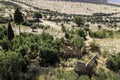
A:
[34,12,42,25]
[74,16,85,27]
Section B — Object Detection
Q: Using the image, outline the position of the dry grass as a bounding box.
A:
[95,38,120,54]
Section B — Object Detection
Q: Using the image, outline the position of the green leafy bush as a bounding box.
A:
[89,30,107,38]
[38,69,78,80]
[0,17,10,24]
[0,37,9,51]
[71,35,85,50]
[19,45,29,56]
[65,32,69,39]
[52,38,62,51]
[40,32,53,41]
[77,29,87,40]
[96,68,120,80]
[0,26,7,39]
[36,24,44,29]
[89,41,100,52]
[22,20,32,26]
[106,53,120,71]
[39,47,60,66]
[61,23,66,32]
[73,16,85,27]
[78,75,90,80]
[0,51,28,80]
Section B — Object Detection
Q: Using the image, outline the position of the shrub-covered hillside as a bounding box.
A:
[0,1,120,80]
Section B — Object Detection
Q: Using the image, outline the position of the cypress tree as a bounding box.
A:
[7,23,14,40]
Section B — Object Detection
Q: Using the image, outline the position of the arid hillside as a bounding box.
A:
[16,0,120,15]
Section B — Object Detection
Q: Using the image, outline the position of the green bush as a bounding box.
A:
[38,69,78,80]
[34,12,42,24]
[106,53,120,71]
[36,24,44,29]
[78,75,90,80]
[89,41,100,52]
[30,43,39,52]
[0,37,9,51]
[61,23,66,32]
[97,68,107,80]
[0,26,7,39]
[73,16,85,27]
[89,30,107,38]
[40,32,53,42]
[19,45,29,56]
[52,38,62,51]
[39,47,60,66]
[65,32,69,39]
[71,35,85,51]
[107,72,120,80]
[77,29,87,40]
[108,30,113,38]
[0,51,28,80]
[0,17,10,24]
[96,68,120,80]
[22,20,32,26]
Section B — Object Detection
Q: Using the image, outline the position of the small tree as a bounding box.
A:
[7,23,14,40]
[34,12,42,25]
[114,24,117,29]
[65,32,69,39]
[74,16,85,27]
[98,25,102,30]
[85,24,90,28]
[14,8,24,44]
[78,29,87,40]
[31,24,37,32]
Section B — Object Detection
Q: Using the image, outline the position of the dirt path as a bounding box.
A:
[85,34,93,46]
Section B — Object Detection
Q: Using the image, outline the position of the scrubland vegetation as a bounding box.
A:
[0,1,120,80]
